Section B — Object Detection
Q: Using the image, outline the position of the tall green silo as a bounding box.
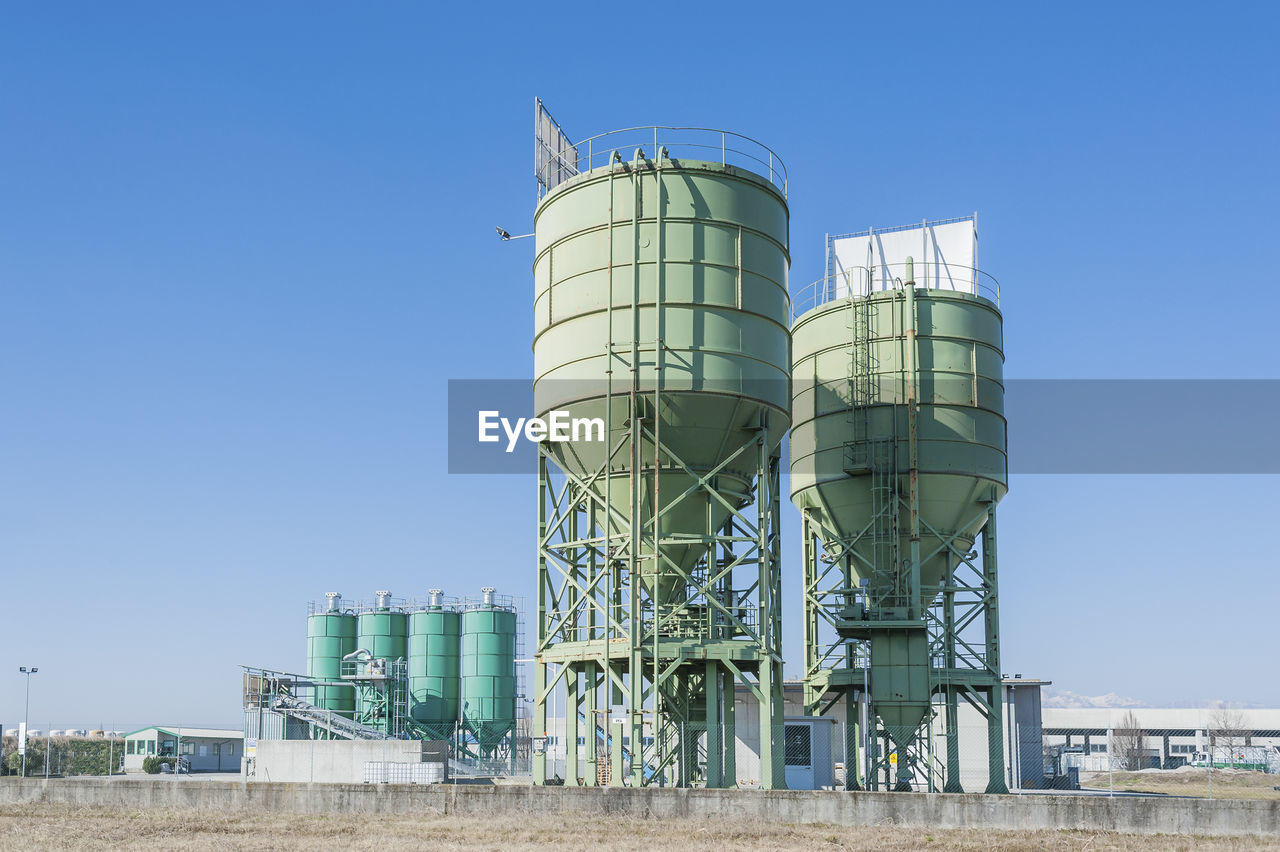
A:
[356,590,408,725]
[791,252,1009,793]
[531,118,789,788]
[408,589,461,740]
[460,588,516,758]
[306,592,356,718]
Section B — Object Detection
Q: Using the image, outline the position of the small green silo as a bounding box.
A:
[460,587,516,757]
[356,590,408,723]
[408,589,461,738]
[306,592,356,717]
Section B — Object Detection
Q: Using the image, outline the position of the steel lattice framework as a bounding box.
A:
[533,415,785,788]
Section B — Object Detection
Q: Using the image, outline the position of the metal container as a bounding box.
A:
[790,287,1006,586]
[356,591,408,721]
[460,588,516,753]
[408,589,461,736]
[533,151,792,595]
[306,592,356,716]
[790,280,1006,743]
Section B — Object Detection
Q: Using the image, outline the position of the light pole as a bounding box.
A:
[19,667,38,777]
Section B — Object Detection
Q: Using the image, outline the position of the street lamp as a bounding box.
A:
[19,667,38,777]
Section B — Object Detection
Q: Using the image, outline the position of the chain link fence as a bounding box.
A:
[1,731,126,777]
[1027,723,1280,800]
[539,720,836,789]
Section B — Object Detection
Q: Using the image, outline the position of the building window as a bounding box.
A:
[126,741,135,755]
[1090,743,1106,753]
[181,742,195,755]
[147,740,156,755]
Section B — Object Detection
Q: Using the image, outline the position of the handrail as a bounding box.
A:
[536,125,787,200]
[792,263,1001,320]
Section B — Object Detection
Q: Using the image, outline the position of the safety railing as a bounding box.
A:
[793,263,1001,320]
[536,125,787,200]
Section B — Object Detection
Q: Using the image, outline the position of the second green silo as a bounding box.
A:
[408,589,461,738]
[460,587,516,757]
[306,592,356,717]
[356,590,407,723]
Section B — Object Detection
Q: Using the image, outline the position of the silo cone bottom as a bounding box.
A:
[875,701,930,791]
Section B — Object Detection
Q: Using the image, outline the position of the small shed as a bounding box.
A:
[783,716,837,790]
[122,726,243,773]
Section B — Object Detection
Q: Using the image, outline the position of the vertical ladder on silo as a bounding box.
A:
[846,272,875,450]
[844,278,899,595]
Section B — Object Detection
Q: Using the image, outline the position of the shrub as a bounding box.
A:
[141,755,176,774]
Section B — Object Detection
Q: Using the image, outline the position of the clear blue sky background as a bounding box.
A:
[2,3,1276,729]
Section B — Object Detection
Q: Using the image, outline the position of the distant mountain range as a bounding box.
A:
[1042,689,1269,709]
[1042,690,1144,709]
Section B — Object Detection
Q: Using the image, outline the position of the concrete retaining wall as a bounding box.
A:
[0,779,1275,838]
[251,739,447,784]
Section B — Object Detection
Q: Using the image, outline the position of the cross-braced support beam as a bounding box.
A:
[534,422,784,788]
[801,498,1006,792]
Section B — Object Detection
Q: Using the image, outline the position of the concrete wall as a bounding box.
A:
[250,739,447,784]
[0,779,1276,838]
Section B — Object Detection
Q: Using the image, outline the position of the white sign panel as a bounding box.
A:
[535,98,578,195]
[18,722,26,755]
[829,217,978,297]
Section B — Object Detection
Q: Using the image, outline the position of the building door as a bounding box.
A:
[784,724,814,790]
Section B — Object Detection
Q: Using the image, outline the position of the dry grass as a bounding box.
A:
[0,803,1273,851]
[1080,769,1280,801]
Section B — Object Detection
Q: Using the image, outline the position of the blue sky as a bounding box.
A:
[2,3,1276,728]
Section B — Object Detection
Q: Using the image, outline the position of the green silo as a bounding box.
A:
[791,252,1009,793]
[531,122,790,788]
[356,590,408,724]
[306,592,355,717]
[408,589,461,739]
[460,588,515,757]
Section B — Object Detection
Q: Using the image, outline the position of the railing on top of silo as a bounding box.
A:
[792,262,1002,321]
[536,125,788,201]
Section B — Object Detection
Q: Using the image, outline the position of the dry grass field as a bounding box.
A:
[1080,768,1280,800]
[0,803,1273,851]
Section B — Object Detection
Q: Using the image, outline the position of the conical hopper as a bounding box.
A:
[536,391,785,601]
[533,158,793,601]
[790,289,1008,592]
[790,288,1008,772]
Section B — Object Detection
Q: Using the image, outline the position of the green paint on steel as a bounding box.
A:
[791,282,1008,788]
[533,158,791,590]
[461,605,516,754]
[532,148,791,789]
[790,288,1006,586]
[306,612,356,715]
[408,607,461,734]
[356,608,407,721]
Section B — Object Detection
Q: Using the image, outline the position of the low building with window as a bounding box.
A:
[122,726,243,773]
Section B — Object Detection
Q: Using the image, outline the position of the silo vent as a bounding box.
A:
[482,587,496,606]
[375,590,392,609]
[325,592,342,612]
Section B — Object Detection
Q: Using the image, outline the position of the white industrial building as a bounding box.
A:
[540,681,1280,790]
[1041,707,1280,774]
[540,677,1049,791]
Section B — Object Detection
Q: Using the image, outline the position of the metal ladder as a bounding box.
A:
[843,280,900,601]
